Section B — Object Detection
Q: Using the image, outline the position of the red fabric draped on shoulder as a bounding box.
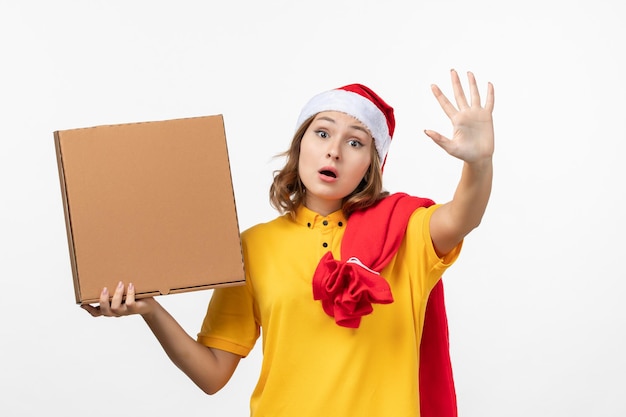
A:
[312,192,457,417]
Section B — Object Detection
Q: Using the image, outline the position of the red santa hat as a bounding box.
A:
[296,84,395,168]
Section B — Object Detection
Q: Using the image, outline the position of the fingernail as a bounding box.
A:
[117,281,123,289]
[128,282,134,291]
[102,287,108,295]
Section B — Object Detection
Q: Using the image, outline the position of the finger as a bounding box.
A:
[431,84,458,120]
[450,69,469,109]
[110,281,125,312]
[424,129,453,153]
[125,282,137,311]
[98,287,112,316]
[81,304,102,317]
[467,71,481,108]
[485,82,495,113]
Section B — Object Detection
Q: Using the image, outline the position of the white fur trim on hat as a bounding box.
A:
[295,89,391,163]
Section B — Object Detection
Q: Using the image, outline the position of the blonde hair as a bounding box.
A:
[269,115,388,219]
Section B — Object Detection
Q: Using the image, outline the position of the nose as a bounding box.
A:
[326,140,341,160]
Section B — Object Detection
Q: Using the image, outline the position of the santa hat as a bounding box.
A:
[296,84,395,168]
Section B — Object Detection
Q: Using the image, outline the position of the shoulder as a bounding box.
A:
[405,204,441,243]
[408,203,439,224]
[405,204,462,264]
[241,213,294,243]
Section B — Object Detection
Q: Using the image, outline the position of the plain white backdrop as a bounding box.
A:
[1,1,624,416]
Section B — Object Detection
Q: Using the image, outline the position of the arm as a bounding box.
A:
[81,282,241,395]
[425,70,495,256]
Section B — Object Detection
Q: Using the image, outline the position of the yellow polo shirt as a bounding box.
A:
[197,204,461,417]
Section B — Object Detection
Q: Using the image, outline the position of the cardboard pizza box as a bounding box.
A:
[54,115,245,304]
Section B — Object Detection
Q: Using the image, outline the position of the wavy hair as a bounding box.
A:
[269,115,389,219]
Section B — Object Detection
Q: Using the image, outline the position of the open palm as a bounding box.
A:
[425,70,495,163]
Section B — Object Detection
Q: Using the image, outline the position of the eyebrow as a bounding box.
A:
[316,116,371,136]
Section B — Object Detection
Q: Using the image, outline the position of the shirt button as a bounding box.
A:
[322,242,328,248]
[323,220,328,226]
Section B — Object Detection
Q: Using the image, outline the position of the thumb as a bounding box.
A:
[424,129,452,153]
[80,304,102,317]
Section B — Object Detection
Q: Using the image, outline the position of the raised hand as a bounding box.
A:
[424,69,495,164]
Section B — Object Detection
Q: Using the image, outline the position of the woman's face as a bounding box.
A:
[298,111,373,215]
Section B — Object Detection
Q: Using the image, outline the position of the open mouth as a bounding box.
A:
[319,169,337,178]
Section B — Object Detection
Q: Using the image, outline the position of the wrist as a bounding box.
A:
[464,156,492,172]
[140,297,161,321]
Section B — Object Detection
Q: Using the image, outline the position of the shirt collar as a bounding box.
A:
[294,205,347,230]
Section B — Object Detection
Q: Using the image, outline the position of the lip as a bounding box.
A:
[318,166,338,182]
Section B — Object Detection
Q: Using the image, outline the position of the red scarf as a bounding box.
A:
[312,192,457,417]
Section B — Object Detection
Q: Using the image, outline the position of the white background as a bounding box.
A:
[1,1,624,416]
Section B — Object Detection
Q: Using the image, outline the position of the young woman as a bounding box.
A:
[83,69,495,417]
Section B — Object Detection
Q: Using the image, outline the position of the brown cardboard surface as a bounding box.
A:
[54,115,245,304]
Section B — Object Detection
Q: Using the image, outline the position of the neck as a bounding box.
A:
[304,196,342,217]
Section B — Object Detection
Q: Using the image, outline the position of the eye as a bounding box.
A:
[315,130,329,139]
[348,139,363,148]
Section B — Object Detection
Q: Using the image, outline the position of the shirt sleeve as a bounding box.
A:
[196,278,260,357]
[404,204,463,294]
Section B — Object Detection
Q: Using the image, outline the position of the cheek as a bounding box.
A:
[357,154,373,175]
[348,158,372,184]
[297,143,311,171]
[298,136,314,162]
[299,135,324,169]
